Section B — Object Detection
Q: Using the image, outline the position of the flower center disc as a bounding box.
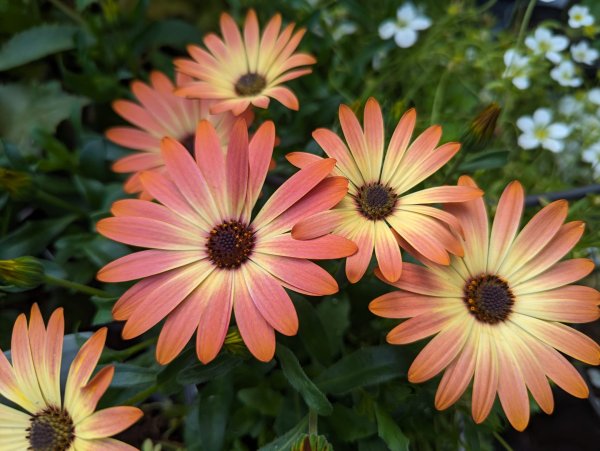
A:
[207,220,255,269]
[234,73,267,96]
[27,406,74,451]
[355,183,397,220]
[463,274,514,324]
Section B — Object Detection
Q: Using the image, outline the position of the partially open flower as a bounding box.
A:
[0,256,44,289]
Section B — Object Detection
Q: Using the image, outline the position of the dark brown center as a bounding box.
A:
[27,406,74,451]
[234,73,267,96]
[206,220,255,269]
[355,183,398,220]
[464,274,514,324]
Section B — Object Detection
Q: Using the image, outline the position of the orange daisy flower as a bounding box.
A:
[287,98,483,283]
[0,304,142,450]
[97,119,356,364]
[369,177,600,431]
[174,10,316,115]
[106,70,240,198]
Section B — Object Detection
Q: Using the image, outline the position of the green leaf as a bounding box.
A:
[293,295,333,365]
[327,404,377,442]
[177,352,243,385]
[0,24,79,71]
[238,386,283,416]
[0,216,77,259]
[110,363,156,388]
[258,416,308,451]
[459,150,509,172]
[375,405,410,451]
[276,345,333,415]
[316,346,406,395]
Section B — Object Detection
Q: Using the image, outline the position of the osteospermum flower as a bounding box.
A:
[0,305,142,450]
[174,10,315,115]
[97,119,356,364]
[286,98,482,283]
[106,71,240,198]
[369,177,600,431]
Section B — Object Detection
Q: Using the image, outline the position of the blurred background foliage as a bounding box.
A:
[1,0,599,449]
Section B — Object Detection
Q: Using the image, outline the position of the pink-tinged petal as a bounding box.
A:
[106,127,161,151]
[374,221,402,282]
[196,271,234,363]
[74,366,115,422]
[72,437,138,451]
[110,199,199,234]
[256,233,356,260]
[523,335,589,398]
[161,137,221,223]
[131,82,179,135]
[43,307,64,408]
[0,345,34,413]
[408,316,472,383]
[219,12,245,57]
[345,222,375,283]
[113,272,173,321]
[471,325,499,424]
[262,176,349,238]
[381,109,416,183]
[267,86,299,110]
[499,200,568,275]
[496,340,530,431]
[510,314,600,365]
[253,159,336,228]
[122,260,213,340]
[112,152,163,173]
[233,273,276,362]
[369,291,457,318]
[285,151,324,169]
[515,289,600,323]
[399,185,483,205]
[98,250,204,282]
[398,125,441,169]
[444,176,489,275]
[11,314,45,411]
[245,121,276,215]
[363,98,384,179]
[97,216,204,250]
[76,407,143,439]
[508,221,585,284]
[156,287,206,365]
[487,181,524,273]
[375,263,463,297]
[111,100,164,135]
[386,308,459,344]
[251,253,338,296]
[226,119,249,219]
[395,143,461,193]
[194,120,226,205]
[244,10,260,72]
[513,258,595,294]
[243,262,298,335]
[28,304,48,392]
[292,209,350,240]
[64,328,107,413]
[397,204,464,238]
[339,104,373,181]
[312,128,363,184]
[435,328,478,410]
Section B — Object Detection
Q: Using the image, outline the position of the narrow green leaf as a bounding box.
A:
[177,353,243,385]
[258,416,308,451]
[316,346,406,395]
[0,216,77,259]
[0,24,79,71]
[276,345,333,415]
[459,150,509,171]
[110,363,156,388]
[375,405,410,451]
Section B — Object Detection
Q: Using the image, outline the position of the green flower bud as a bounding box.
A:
[223,326,250,357]
[0,257,45,289]
[462,103,501,151]
[292,434,333,451]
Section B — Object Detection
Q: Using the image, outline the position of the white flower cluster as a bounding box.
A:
[504,5,597,90]
[378,3,431,48]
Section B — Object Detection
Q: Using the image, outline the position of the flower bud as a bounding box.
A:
[462,103,501,151]
[0,257,45,289]
[0,167,34,200]
[223,326,250,357]
[292,434,333,451]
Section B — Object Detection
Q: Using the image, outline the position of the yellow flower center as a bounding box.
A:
[206,220,255,269]
[534,128,549,141]
[464,274,514,324]
[355,183,398,220]
[234,73,267,96]
[27,406,75,451]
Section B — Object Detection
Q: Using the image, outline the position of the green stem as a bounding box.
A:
[308,409,318,436]
[493,431,514,451]
[430,68,451,125]
[35,190,86,217]
[43,274,113,298]
[122,384,159,406]
[48,0,87,27]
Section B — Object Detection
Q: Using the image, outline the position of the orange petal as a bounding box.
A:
[496,341,530,431]
[369,291,456,319]
[381,108,416,183]
[256,233,356,260]
[76,406,143,439]
[374,221,403,282]
[386,309,458,345]
[345,222,375,283]
[471,326,499,424]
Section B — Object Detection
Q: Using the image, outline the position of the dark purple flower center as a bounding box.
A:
[207,220,255,269]
[464,274,514,324]
[234,73,267,96]
[27,405,74,451]
[355,183,397,220]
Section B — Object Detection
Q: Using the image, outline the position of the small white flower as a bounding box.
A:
[568,5,595,29]
[583,141,600,164]
[571,40,599,65]
[550,60,583,87]
[525,28,569,63]
[503,49,531,89]
[332,22,358,41]
[378,3,432,48]
[517,108,571,153]
[558,95,585,117]
[588,88,600,106]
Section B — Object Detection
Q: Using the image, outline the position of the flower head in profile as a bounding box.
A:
[503,49,531,90]
[0,305,142,450]
[551,60,583,87]
[517,108,571,153]
[175,10,315,115]
[568,5,595,29]
[97,119,356,364]
[525,28,568,63]
[106,71,240,198]
[287,98,482,283]
[378,3,432,48]
[370,177,600,431]
[571,40,599,65]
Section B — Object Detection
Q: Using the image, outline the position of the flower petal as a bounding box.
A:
[75,407,143,439]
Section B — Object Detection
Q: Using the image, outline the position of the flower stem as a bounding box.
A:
[493,431,514,451]
[43,274,113,298]
[308,409,318,436]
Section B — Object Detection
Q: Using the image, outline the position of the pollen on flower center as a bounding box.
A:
[27,405,75,451]
[355,183,398,220]
[234,73,267,96]
[206,220,255,269]
[463,274,514,324]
